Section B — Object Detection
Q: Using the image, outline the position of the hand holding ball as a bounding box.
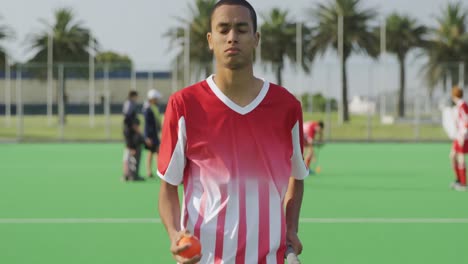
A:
[177,234,202,259]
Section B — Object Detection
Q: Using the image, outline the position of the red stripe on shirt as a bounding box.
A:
[214,184,228,264]
[258,181,270,264]
[236,181,247,264]
[276,202,287,264]
[194,192,206,239]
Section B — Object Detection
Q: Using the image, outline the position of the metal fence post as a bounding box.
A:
[104,63,111,140]
[5,57,11,127]
[15,66,23,141]
[58,64,65,140]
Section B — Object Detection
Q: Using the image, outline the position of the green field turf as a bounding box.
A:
[1,143,467,264]
[0,113,447,141]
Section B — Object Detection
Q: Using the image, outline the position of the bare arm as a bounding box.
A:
[158,181,181,241]
[159,181,201,264]
[304,144,314,159]
[284,177,304,255]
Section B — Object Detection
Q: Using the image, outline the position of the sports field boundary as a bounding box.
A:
[1,218,468,224]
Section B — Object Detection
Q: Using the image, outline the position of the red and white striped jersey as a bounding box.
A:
[158,75,308,264]
[456,100,468,141]
[303,121,319,143]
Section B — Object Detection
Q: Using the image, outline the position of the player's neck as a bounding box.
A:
[213,66,263,107]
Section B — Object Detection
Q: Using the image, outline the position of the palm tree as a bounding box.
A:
[27,8,95,124]
[0,15,14,66]
[260,8,312,86]
[96,51,131,64]
[27,8,95,64]
[96,51,132,71]
[383,13,427,118]
[307,0,378,122]
[423,2,468,91]
[166,0,216,80]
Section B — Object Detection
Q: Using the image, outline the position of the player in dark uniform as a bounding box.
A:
[122,90,145,181]
[143,89,163,178]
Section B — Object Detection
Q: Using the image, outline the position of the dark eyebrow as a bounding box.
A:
[217,22,230,28]
[216,22,250,29]
[235,22,249,28]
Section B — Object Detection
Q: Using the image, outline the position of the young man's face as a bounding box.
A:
[207,5,259,70]
[131,95,138,102]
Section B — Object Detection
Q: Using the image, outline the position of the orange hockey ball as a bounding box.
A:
[177,235,202,259]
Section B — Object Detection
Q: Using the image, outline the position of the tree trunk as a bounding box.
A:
[451,67,459,88]
[57,67,67,125]
[62,73,67,124]
[398,55,406,118]
[276,65,283,86]
[341,59,349,122]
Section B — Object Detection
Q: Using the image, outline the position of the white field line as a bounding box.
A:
[0,218,468,224]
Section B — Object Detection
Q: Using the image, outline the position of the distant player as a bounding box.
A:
[143,89,163,178]
[303,120,324,169]
[157,1,308,263]
[125,121,146,181]
[450,86,467,191]
[122,90,145,181]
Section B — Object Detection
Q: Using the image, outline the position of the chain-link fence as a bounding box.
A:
[296,60,465,141]
[0,61,465,142]
[0,62,179,141]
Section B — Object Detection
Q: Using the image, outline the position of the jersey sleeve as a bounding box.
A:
[304,123,315,143]
[457,103,468,141]
[463,104,468,128]
[290,102,309,180]
[157,95,187,186]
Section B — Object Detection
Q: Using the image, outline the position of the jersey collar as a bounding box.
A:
[206,74,269,115]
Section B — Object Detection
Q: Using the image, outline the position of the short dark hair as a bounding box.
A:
[209,0,257,33]
[318,121,325,129]
[128,90,138,98]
